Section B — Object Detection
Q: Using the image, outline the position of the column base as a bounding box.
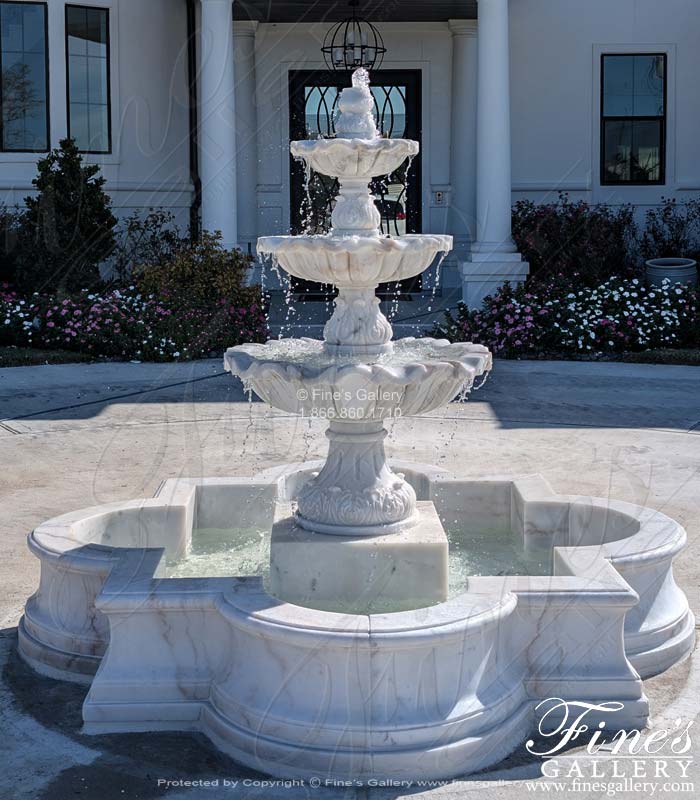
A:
[269,501,449,614]
[459,252,530,309]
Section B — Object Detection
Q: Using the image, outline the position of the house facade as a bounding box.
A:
[1,0,699,309]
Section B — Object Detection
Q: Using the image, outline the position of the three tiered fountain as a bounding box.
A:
[19,70,693,782]
[225,69,491,613]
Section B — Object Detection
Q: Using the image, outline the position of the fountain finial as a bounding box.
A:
[351,67,370,89]
[335,68,378,139]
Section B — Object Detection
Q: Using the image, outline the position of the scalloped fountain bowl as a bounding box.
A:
[291,137,419,179]
[225,337,492,420]
[257,233,453,288]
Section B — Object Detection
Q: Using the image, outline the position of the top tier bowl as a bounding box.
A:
[291,138,419,180]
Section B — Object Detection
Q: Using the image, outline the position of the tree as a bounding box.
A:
[14,138,117,293]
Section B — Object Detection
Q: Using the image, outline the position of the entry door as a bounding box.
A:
[289,70,422,298]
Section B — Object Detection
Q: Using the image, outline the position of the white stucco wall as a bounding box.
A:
[0,0,192,228]
[510,0,700,209]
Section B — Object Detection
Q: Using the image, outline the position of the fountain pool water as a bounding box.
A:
[19,69,694,782]
[164,521,551,607]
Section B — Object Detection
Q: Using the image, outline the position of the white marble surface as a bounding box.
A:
[256,232,454,288]
[269,501,448,612]
[20,462,695,781]
[224,338,492,420]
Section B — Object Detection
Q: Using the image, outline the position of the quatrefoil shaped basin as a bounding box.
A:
[257,233,453,288]
[225,338,492,420]
[291,138,419,179]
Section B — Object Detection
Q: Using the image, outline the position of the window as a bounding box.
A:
[0,1,49,152]
[66,5,110,153]
[601,53,666,185]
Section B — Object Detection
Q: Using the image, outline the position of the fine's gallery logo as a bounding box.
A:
[527,698,693,758]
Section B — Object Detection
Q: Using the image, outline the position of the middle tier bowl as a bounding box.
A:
[225,337,492,421]
[257,234,453,288]
[291,138,419,179]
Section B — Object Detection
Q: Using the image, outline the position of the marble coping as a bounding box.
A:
[20,462,694,687]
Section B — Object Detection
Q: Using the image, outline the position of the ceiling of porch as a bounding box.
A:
[233,1,478,23]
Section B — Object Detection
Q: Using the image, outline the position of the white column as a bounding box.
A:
[461,0,528,308]
[473,0,515,253]
[448,20,478,262]
[199,0,237,248]
[233,21,258,254]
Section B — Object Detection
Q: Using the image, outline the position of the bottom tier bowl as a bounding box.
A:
[224,337,492,422]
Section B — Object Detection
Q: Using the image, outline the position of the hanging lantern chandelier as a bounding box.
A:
[322,0,386,72]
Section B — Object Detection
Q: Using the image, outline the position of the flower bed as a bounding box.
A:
[435,277,699,358]
[0,284,268,362]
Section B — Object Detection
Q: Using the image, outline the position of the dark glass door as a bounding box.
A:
[289,69,422,298]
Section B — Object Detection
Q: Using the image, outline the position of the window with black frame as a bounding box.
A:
[66,4,110,153]
[0,1,49,152]
[601,53,666,185]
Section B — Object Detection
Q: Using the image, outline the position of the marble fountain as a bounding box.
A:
[20,70,694,781]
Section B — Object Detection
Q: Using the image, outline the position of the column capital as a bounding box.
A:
[448,19,478,37]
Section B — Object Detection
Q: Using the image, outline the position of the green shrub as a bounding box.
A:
[0,206,21,283]
[512,193,638,286]
[111,209,186,284]
[640,196,700,262]
[137,231,254,309]
[14,138,117,294]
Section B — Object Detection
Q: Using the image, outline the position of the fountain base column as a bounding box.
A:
[270,501,449,613]
[296,420,417,536]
